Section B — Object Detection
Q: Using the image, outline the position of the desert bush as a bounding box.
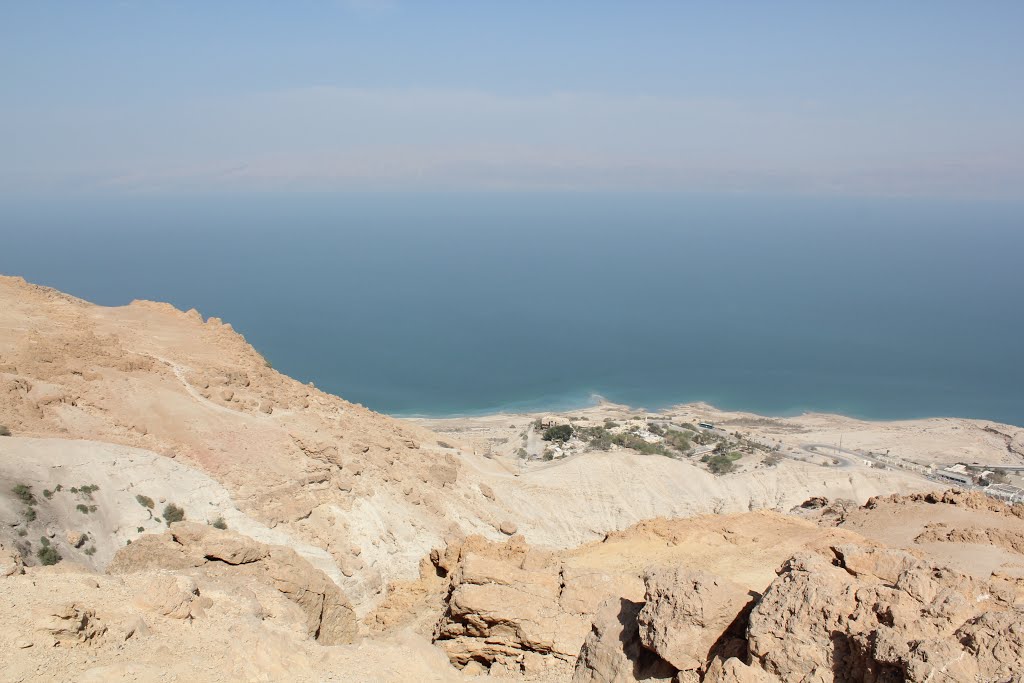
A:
[76,504,90,514]
[436,441,453,449]
[582,426,613,451]
[647,423,665,436]
[135,494,155,509]
[542,424,574,442]
[211,517,228,530]
[12,484,35,505]
[137,526,145,533]
[84,547,96,556]
[0,425,10,436]
[704,452,741,475]
[515,447,528,459]
[23,507,37,521]
[612,432,670,456]
[163,503,185,526]
[36,545,61,566]
[17,529,27,537]
[763,453,783,467]
[40,536,50,547]
[77,484,99,500]
[42,489,53,499]
[663,429,691,452]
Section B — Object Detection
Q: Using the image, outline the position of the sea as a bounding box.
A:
[1,193,1022,426]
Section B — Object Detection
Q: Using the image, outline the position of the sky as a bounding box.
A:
[2,1,1023,198]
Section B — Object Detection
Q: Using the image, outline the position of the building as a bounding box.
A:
[986,483,1024,504]
[936,464,974,486]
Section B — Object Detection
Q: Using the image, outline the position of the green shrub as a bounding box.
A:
[42,489,53,499]
[36,545,61,566]
[17,529,27,537]
[77,484,99,500]
[647,423,665,436]
[163,503,185,526]
[704,453,739,475]
[515,447,528,459]
[84,547,96,556]
[40,536,50,547]
[22,507,37,521]
[663,429,692,452]
[135,494,155,509]
[137,526,145,533]
[76,504,90,514]
[541,424,574,442]
[54,484,63,492]
[611,432,670,456]
[12,484,35,505]
[211,517,227,530]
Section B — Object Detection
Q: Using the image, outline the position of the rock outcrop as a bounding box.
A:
[636,568,753,673]
[109,523,357,644]
[574,597,675,683]
[574,544,1024,683]
[432,534,641,676]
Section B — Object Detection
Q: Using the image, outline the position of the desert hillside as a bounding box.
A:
[2,275,1024,682]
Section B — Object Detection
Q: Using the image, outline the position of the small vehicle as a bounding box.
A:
[698,422,714,430]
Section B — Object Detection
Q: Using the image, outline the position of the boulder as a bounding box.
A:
[109,525,357,645]
[745,546,1024,682]
[573,597,675,683]
[1,542,24,577]
[170,523,268,565]
[134,574,201,619]
[636,567,753,672]
[499,521,518,536]
[35,603,107,645]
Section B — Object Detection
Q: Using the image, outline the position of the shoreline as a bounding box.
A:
[404,399,1024,475]
[392,394,1023,431]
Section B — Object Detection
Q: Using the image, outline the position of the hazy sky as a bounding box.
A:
[3,2,1023,198]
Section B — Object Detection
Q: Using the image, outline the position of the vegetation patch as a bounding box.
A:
[135,494,155,509]
[12,484,36,506]
[211,517,228,530]
[613,431,671,456]
[702,452,742,475]
[36,545,61,566]
[163,503,186,526]
[541,424,574,443]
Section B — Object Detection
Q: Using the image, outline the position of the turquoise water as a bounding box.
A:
[1,193,1022,426]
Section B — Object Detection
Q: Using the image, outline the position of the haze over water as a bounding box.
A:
[2,193,1022,426]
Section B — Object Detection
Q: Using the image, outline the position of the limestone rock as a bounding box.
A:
[637,567,753,672]
[134,574,201,619]
[36,603,107,645]
[703,658,774,683]
[573,597,675,683]
[170,522,268,565]
[498,521,518,536]
[1,542,24,577]
[66,530,86,549]
[264,546,356,645]
[110,525,357,645]
[745,546,1024,683]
